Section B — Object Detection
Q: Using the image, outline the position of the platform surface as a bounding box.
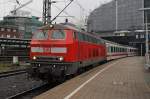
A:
[34,57,150,99]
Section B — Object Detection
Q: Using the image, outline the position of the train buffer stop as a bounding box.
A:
[34,57,150,99]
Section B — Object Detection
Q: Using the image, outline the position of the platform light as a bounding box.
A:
[138,7,150,69]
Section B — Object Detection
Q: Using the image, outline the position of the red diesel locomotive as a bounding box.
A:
[29,23,107,81]
[29,23,137,82]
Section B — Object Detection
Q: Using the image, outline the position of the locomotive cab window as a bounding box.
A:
[51,30,66,40]
[32,30,48,40]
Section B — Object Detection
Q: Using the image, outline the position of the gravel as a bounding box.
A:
[0,73,43,99]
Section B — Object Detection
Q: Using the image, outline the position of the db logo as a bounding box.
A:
[44,48,50,52]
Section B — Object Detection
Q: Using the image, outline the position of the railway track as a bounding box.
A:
[0,56,30,63]
[6,83,51,99]
[0,69,27,78]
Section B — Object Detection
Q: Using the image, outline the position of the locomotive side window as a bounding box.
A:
[76,32,103,45]
[82,34,86,41]
[77,32,84,41]
[73,32,76,39]
[51,30,66,40]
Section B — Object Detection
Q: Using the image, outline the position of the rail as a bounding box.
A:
[0,69,27,78]
[0,56,30,63]
[6,83,49,99]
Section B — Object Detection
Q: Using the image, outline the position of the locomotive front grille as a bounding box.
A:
[35,56,61,62]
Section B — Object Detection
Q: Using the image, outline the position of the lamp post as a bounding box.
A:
[115,0,118,32]
[139,7,150,69]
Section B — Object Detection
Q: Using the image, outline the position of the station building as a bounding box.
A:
[88,0,150,36]
[87,0,150,55]
[0,16,42,39]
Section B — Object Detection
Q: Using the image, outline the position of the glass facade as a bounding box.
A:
[144,0,150,27]
[88,0,145,32]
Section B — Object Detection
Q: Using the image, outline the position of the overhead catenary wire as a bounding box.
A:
[0,0,16,5]
[1,0,88,25]
[52,4,81,22]
[25,6,42,15]
[50,0,74,23]
[74,0,87,13]
[73,0,90,25]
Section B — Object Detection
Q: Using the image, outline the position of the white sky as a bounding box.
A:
[0,0,112,25]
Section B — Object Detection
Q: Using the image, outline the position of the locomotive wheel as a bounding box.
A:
[57,70,66,83]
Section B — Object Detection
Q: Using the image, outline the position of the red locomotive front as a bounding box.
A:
[29,24,107,82]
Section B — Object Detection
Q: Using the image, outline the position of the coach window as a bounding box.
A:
[109,47,111,53]
[113,47,114,52]
[113,47,115,52]
[111,46,113,52]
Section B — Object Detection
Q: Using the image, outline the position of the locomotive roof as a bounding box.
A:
[39,23,105,42]
[39,23,80,31]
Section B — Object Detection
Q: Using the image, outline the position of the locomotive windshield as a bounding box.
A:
[32,30,48,40]
[50,30,66,40]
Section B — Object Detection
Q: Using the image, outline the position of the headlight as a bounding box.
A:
[51,47,67,53]
[33,56,37,60]
[59,57,64,61]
